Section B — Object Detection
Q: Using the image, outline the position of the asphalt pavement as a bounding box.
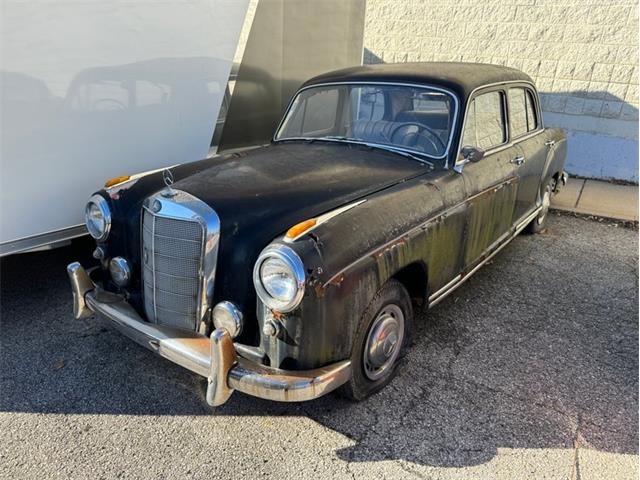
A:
[1,213,637,480]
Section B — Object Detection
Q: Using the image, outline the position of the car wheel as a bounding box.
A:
[525,178,556,234]
[338,279,414,401]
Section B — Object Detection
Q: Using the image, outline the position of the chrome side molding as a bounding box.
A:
[428,206,542,308]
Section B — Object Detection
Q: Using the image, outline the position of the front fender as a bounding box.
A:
[257,172,464,369]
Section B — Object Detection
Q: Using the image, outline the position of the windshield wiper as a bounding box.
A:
[324,135,359,142]
[364,144,435,169]
[304,135,358,144]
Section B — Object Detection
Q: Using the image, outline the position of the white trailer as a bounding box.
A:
[0,0,364,256]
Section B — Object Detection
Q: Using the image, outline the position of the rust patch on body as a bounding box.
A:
[371,237,408,259]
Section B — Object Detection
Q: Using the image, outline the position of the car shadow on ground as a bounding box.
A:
[1,214,637,468]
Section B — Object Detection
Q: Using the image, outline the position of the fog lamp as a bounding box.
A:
[109,257,131,287]
[213,301,243,338]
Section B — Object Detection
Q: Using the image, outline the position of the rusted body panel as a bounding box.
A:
[257,131,567,370]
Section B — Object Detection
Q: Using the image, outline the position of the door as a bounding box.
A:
[458,89,519,268]
[507,86,546,222]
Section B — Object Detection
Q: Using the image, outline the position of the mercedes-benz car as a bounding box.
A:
[68,62,567,406]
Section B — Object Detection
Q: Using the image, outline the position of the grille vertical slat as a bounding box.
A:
[142,207,205,331]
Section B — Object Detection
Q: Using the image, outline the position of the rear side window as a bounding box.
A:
[509,87,538,137]
[461,91,506,151]
[525,90,538,131]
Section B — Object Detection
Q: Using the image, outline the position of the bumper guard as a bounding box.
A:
[67,262,351,406]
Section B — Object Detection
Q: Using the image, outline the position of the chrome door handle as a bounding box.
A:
[545,140,556,147]
[510,155,525,166]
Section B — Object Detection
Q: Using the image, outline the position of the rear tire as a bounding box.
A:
[525,178,555,234]
[338,279,414,401]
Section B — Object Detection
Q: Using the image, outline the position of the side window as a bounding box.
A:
[461,91,506,153]
[509,87,538,137]
[525,90,538,131]
[508,88,528,137]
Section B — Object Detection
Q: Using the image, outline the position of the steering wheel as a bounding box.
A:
[390,122,446,156]
[92,98,127,111]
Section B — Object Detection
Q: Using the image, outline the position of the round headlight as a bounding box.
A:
[85,194,111,241]
[109,257,131,287]
[253,245,305,312]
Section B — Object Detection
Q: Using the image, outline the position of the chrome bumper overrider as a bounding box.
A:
[66,262,351,407]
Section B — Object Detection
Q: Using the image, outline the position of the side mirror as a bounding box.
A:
[461,145,485,163]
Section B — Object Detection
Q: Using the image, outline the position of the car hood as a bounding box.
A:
[110,141,430,326]
[169,142,428,310]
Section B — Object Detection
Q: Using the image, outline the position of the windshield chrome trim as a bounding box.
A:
[273,81,460,162]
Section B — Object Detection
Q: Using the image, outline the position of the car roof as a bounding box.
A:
[302,62,534,101]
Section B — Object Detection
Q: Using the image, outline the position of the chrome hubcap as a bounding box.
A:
[363,304,404,381]
[537,187,551,225]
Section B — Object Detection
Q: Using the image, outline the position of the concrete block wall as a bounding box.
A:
[363,0,639,182]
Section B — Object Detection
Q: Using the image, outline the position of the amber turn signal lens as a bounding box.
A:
[104,175,131,188]
[285,218,317,239]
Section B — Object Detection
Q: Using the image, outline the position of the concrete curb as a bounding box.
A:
[551,179,639,222]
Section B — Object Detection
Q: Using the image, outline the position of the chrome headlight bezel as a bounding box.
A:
[85,194,111,241]
[253,244,306,313]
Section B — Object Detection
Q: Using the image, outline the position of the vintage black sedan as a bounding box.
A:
[68,63,567,406]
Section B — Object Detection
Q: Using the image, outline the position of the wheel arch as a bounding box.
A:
[391,261,429,312]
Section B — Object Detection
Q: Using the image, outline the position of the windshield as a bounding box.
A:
[275,83,456,159]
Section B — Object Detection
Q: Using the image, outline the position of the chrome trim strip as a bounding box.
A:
[515,206,542,232]
[151,212,158,321]
[284,199,367,243]
[322,176,518,288]
[273,81,460,161]
[428,274,461,302]
[69,271,351,407]
[428,206,542,307]
[0,224,87,257]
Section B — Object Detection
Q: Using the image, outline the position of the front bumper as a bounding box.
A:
[67,262,351,407]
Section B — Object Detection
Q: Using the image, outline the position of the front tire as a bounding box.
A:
[339,279,414,401]
[525,178,555,234]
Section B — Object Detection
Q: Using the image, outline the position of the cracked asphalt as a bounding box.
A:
[1,213,637,479]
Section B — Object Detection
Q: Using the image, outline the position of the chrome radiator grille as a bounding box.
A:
[141,190,220,331]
